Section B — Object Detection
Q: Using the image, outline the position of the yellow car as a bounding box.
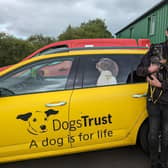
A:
[0,47,149,163]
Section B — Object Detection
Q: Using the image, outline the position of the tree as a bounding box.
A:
[0,18,113,67]
[27,34,56,48]
[0,34,57,67]
[0,34,36,67]
[58,18,113,41]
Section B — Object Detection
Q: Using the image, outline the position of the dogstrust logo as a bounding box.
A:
[16,111,113,149]
[16,109,58,135]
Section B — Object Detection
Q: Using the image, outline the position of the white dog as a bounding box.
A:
[96,58,119,86]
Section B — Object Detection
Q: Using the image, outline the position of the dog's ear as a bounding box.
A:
[16,113,32,121]
[45,109,58,117]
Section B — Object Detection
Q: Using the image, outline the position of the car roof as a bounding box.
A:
[23,38,150,60]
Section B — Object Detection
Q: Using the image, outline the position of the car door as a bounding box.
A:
[0,56,77,161]
[69,53,148,148]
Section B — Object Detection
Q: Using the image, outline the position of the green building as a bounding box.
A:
[115,0,168,44]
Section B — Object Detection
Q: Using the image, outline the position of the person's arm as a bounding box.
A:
[136,50,151,77]
[160,40,168,90]
[161,80,168,90]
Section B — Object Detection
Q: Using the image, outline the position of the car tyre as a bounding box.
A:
[138,120,149,154]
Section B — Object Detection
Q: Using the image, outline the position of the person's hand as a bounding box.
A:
[160,59,167,64]
[148,64,160,73]
[147,75,162,88]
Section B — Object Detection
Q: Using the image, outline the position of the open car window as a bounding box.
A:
[0,57,74,96]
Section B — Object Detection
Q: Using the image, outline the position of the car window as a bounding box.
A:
[0,57,74,96]
[82,54,145,88]
[33,45,68,57]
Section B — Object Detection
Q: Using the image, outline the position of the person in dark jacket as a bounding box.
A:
[136,28,168,168]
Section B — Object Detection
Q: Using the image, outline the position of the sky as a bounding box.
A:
[0,0,162,39]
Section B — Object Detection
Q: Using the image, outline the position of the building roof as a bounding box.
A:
[115,0,168,35]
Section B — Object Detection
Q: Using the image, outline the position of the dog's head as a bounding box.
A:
[16,109,58,135]
[96,58,119,77]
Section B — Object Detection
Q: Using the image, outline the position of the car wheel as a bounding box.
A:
[138,120,149,154]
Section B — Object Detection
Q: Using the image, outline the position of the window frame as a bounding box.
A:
[0,56,79,97]
[74,54,146,89]
[130,27,134,38]
[148,14,156,36]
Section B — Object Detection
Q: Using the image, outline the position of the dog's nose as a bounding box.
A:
[40,125,46,130]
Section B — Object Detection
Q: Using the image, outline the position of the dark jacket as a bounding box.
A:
[136,40,168,104]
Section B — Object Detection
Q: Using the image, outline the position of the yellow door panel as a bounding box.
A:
[69,83,147,147]
[0,91,72,159]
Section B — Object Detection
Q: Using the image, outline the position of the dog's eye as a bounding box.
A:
[33,118,37,122]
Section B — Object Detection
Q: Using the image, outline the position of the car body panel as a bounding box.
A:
[0,48,149,163]
[70,83,148,148]
[0,91,72,161]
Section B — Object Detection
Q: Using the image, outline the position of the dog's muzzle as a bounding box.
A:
[40,125,46,131]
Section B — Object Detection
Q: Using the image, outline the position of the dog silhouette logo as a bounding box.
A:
[16,109,58,135]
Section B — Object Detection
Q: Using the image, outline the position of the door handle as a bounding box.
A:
[132,93,147,98]
[45,101,67,107]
